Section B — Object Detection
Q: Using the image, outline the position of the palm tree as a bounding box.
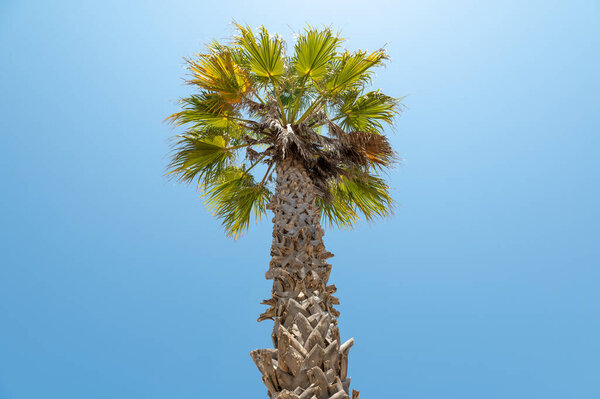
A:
[167,24,401,399]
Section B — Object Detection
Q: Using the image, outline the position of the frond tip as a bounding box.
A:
[166,93,237,129]
[318,171,393,229]
[234,23,285,79]
[167,135,234,186]
[337,90,401,133]
[186,51,251,104]
[324,49,388,94]
[203,167,272,238]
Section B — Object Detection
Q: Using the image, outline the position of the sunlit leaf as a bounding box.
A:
[187,51,251,104]
[324,49,387,93]
[337,90,400,133]
[293,27,341,81]
[234,24,285,79]
[167,25,400,238]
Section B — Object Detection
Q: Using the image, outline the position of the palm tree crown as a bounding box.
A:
[167,24,401,237]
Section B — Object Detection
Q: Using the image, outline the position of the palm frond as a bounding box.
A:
[324,49,388,93]
[186,51,251,104]
[203,167,272,238]
[167,26,400,237]
[318,171,393,228]
[317,190,359,229]
[347,130,396,169]
[336,90,400,133]
[295,49,388,124]
[167,135,234,186]
[167,93,238,129]
[206,41,244,64]
[293,26,342,81]
[234,24,288,123]
[234,24,285,80]
[323,123,396,170]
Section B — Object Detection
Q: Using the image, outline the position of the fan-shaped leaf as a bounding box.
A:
[167,26,399,238]
[167,135,234,186]
[167,93,237,129]
[337,90,400,133]
[234,24,285,79]
[318,171,393,228]
[203,167,272,238]
[293,27,341,81]
[187,51,251,104]
[325,49,387,93]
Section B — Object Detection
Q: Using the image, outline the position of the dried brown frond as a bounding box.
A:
[346,130,396,168]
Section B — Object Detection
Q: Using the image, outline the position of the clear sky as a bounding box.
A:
[1,1,598,398]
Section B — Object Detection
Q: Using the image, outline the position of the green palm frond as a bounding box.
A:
[318,171,393,228]
[186,50,251,104]
[296,49,388,124]
[234,24,288,123]
[293,26,342,81]
[324,49,387,94]
[317,191,359,229]
[168,25,400,238]
[336,90,400,133]
[277,79,305,107]
[234,24,285,80]
[167,93,238,129]
[167,135,235,186]
[203,167,272,238]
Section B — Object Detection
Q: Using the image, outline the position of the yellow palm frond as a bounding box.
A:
[187,51,251,104]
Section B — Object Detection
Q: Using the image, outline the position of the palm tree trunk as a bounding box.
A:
[251,158,360,399]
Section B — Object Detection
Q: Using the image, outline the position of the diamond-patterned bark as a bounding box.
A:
[251,158,359,399]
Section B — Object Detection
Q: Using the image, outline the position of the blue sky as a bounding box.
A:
[1,0,598,398]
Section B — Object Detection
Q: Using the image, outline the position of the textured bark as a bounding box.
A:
[251,158,359,399]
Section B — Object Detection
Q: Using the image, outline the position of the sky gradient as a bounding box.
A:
[1,1,599,398]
